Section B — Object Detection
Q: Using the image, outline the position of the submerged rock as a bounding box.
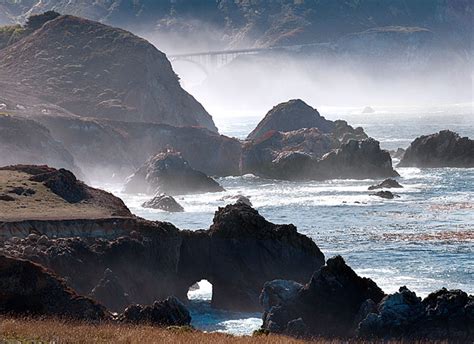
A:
[368,178,403,190]
[124,151,224,195]
[247,99,335,140]
[370,190,399,199]
[142,194,184,212]
[399,130,474,168]
[119,296,191,326]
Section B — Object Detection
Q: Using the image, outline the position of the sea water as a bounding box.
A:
[100,106,474,335]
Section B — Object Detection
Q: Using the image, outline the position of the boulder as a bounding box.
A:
[30,168,89,203]
[119,296,191,326]
[370,191,399,199]
[368,178,403,190]
[358,287,474,342]
[142,194,184,212]
[247,99,335,140]
[90,268,130,312]
[398,130,474,167]
[0,255,109,320]
[260,256,385,337]
[124,151,224,195]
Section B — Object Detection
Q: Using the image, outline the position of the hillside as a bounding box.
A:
[0,1,471,53]
[0,14,217,131]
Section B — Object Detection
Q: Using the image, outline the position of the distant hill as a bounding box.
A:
[0,1,472,53]
[0,13,217,131]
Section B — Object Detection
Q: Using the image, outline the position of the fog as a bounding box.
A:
[141,28,473,120]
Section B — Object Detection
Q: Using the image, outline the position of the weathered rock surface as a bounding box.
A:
[124,152,224,195]
[205,203,325,311]
[370,190,399,199]
[399,130,474,168]
[261,256,385,337]
[90,268,130,312]
[368,178,403,190]
[0,254,109,320]
[0,115,80,174]
[35,115,242,179]
[142,194,184,212]
[0,15,217,132]
[316,139,399,180]
[119,296,191,326]
[247,99,335,140]
[2,203,324,313]
[358,287,474,342]
[241,128,339,179]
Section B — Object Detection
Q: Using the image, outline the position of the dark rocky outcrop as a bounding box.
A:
[30,168,89,203]
[399,130,474,168]
[261,256,385,337]
[370,190,399,199]
[368,178,403,190]
[90,268,130,313]
[247,99,335,140]
[124,151,224,195]
[0,15,217,132]
[142,194,184,212]
[119,297,191,326]
[204,203,325,311]
[315,139,399,180]
[241,128,339,179]
[2,203,324,313]
[389,148,406,160]
[0,254,109,320]
[358,287,474,342]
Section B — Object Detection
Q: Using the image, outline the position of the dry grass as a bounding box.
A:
[0,317,447,344]
[0,170,118,221]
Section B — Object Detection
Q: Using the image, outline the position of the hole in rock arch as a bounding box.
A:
[187,279,213,301]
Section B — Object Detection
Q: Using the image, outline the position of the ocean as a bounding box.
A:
[100,105,474,335]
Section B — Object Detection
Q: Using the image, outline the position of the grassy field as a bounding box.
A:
[0,317,448,344]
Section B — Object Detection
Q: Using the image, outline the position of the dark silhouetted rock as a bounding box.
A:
[358,287,474,342]
[0,255,109,320]
[125,151,224,195]
[206,203,325,311]
[30,168,89,203]
[261,256,385,337]
[368,178,403,190]
[119,296,191,326]
[332,120,368,144]
[90,268,130,312]
[0,194,15,201]
[370,190,399,199]
[142,194,184,212]
[399,130,474,168]
[247,99,335,140]
[316,138,399,180]
[235,195,252,207]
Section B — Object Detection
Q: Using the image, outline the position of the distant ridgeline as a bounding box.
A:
[0,1,471,52]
